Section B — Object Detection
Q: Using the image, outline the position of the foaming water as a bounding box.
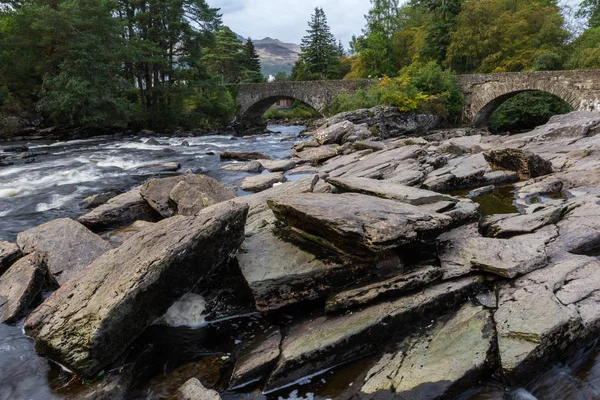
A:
[0,125,304,241]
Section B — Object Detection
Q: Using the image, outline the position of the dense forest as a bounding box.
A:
[1,0,599,133]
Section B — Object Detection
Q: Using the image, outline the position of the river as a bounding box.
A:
[1,125,600,400]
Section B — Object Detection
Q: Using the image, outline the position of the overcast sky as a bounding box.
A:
[211,0,585,46]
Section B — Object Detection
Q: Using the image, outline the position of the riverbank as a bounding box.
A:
[2,111,600,399]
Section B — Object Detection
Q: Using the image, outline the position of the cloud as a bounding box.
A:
[209,0,372,46]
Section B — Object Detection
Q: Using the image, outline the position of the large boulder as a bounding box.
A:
[17,218,113,285]
[220,161,264,173]
[24,201,249,377]
[293,144,339,164]
[0,252,57,323]
[359,303,496,399]
[0,241,21,277]
[484,148,553,179]
[258,159,296,172]
[140,174,236,218]
[313,121,356,145]
[78,187,161,231]
[268,193,453,257]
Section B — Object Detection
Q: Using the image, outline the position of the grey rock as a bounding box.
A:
[325,265,442,313]
[516,179,563,199]
[313,121,355,145]
[479,205,566,238]
[220,151,270,161]
[181,140,190,147]
[352,140,386,152]
[483,170,520,185]
[80,191,118,209]
[169,181,222,216]
[466,185,495,198]
[172,378,221,400]
[140,174,236,218]
[0,241,21,277]
[484,148,553,179]
[24,201,249,377]
[268,193,453,257]
[135,162,180,172]
[230,327,282,389]
[145,138,160,145]
[17,218,113,285]
[360,303,495,400]
[265,276,485,391]
[78,188,161,231]
[220,161,264,173]
[327,176,458,206]
[293,144,339,164]
[437,223,481,280]
[258,159,296,172]
[240,173,286,193]
[103,220,155,247]
[0,252,57,323]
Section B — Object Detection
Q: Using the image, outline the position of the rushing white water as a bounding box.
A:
[0,125,304,241]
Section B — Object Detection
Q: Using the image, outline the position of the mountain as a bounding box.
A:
[237,34,301,77]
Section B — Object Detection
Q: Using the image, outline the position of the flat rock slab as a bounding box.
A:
[479,205,566,238]
[240,173,286,193]
[24,202,249,377]
[327,176,458,206]
[268,193,453,256]
[220,151,270,161]
[0,252,56,323]
[313,121,355,145]
[237,210,370,311]
[494,254,600,382]
[172,378,221,400]
[360,303,495,400]
[78,188,161,231]
[17,218,113,285]
[293,145,339,164]
[220,161,264,173]
[265,276,485,391]
[103,220,156,247]
[230,327,282,389]
[0,241,21,277]
[259,159,296,172]
[326,266,442,313]
[484,148,553,179]
[140,174,236,218]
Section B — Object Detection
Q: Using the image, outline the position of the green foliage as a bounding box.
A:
[202,26,244,84]
[292,7,343,80]
[240,38,264,83]
[533,51,564,71]
[263,102,320,120]
[577,0,600,28]
[489,91,573,133]
[324,88,381,115]
[183,82,236,129]
[274,72,289,82]
[568,27,600,69]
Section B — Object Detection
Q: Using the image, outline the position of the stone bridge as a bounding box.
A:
[236,70,600,127]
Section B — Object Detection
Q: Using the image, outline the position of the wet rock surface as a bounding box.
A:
[17,218,113,285]
[172,378,221,400]
[0,241,21,277]
[240,172,287,192]
[220,150,271,161]
[24,201,248,377]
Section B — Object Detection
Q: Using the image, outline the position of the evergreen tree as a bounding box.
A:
[418,0,463,64]
[240,38,264,83]
[201,26,244,84]
[295,7,339,80]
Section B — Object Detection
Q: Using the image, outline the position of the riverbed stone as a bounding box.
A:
[172,378,221,400]
[0,241,21,277]
[325,265,442,313]
[230,327,282,389]
[220,151,270,161]
[240,172,286,192]
[265,275,485,391]
[140,174,236,218]
[0,252,57,323]
[268,193,453,256]
[258,159,296,172]
[135,161,181,172]
[313,121,356,145]
[327,176,458,206]
[220,161,264,173]
[24,201,249,377]
[78,187,162,231]
[80,191,118,209]
[293,144,339,164]
[359,303,495,400]
[479,205,566,238]
[353,140,386,151]
[484,148,553,179]
[437,223,481,280]
[17,218,113,285]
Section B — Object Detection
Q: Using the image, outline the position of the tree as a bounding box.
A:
[577,0,600,28]
[240,38,264,83]
[294,7,340,80]
[201,26,244,84]
[568,27,600,69]
[274,71,288,81]
[418,0,463,64]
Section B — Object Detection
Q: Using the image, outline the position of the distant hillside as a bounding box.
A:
[237,34,300,77]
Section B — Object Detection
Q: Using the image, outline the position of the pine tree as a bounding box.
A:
[240,38,264,83]
[297,7,339,80]
[201,26,244,84]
